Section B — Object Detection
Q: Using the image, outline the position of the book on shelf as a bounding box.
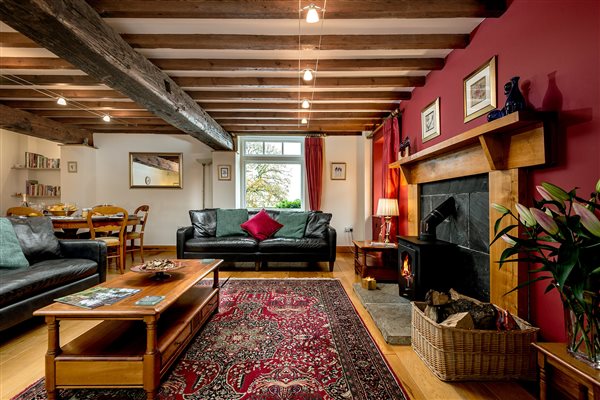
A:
[24,151,60,169]
[55,287,141,309]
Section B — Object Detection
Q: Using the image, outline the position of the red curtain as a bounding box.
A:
[382,116,400,198]
[305,136,323,211]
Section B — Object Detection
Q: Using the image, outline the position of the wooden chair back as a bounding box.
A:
[86,206,129,240]
[6,206,43,217]
[131,205,149,234]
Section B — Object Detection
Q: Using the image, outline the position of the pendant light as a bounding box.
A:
[102,114,111,122]
[301,99,310,109]
[56,97,67,106]
[301,118,308,124]
[302,69,314,81]
[304,4,321,24]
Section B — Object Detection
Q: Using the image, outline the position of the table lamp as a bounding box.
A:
[376,198,399,243]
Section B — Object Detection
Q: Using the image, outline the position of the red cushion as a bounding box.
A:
[241,209,283,241]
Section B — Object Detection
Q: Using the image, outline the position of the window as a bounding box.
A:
[239,136,304,209]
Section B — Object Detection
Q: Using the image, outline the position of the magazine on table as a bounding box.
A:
[55,287,141,309]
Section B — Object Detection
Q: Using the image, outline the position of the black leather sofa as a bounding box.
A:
[177,209,336,271]
[0,217,107,332]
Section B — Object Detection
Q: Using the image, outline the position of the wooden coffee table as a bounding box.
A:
[34,258,222,400]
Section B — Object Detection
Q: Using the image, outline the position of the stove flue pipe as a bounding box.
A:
[419,197,456,241]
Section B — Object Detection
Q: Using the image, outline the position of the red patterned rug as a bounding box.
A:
[12,279,408,399]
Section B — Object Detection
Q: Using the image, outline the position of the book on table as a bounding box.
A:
[55,287,141,309]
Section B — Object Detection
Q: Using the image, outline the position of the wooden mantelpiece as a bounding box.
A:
[391,111,549,317]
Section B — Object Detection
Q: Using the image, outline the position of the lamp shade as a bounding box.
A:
[376,198,399,216]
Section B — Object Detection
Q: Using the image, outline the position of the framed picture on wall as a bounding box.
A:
[463,56,497,122]
[421,97,440,142]
[67,161,77,173]
[218,165,231,181]
[331,162,346,180]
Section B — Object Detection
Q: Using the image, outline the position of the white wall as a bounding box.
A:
[60,145,96,208]
[212,151,237,208]
[92,134,213,245]
[0,129,61,212]
[321,135,370,247]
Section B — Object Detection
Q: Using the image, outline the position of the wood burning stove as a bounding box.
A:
[398,197,458,300]
[397,236,457,300]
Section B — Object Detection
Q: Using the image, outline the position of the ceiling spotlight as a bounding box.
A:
[301,99,310,109]
[304,3,321,24]
[301,118,308,124]
[102,115,111,122]
[56,97,67,106]
[302,69,314,81]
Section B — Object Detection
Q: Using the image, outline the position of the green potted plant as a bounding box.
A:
[491,179,600,368]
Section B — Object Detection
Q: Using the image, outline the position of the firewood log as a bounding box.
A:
[439,312,474,329]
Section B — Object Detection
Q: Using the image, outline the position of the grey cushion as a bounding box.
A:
[190,209,217,237]
[304,212,332,239]
[9,217,62,264]
[216,209,248,237]
[274,211,309,239]
[0,218,29,269]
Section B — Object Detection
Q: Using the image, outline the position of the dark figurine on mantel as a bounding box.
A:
[399,136,411,158]
[487,76,527,122]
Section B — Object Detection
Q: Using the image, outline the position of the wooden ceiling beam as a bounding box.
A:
[200,102,399,111]
[214,118,379,125]
[122,33,469,50]
[1,75,425,88]
[88,0,506,19]
[233,131,362,136]
[0,104,94,145]
[190,91,409,101]
[209,111,387,119]
[0,0,233,150]
[1,57,444,72]
[0,100,143,110]
[0,89,127,99]
[222,124,371,131]
[57,117,166,125]
[32,109,156,118]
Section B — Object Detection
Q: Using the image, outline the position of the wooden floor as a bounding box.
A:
[0,251,536,400]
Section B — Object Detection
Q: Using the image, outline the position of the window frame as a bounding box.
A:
[239,136,305,210]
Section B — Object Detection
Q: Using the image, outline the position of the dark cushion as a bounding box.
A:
[184,236,258,253]
[304,212,333,239]
[190,209,217,237]
[274,211,309,239]
[216,209,248,237]
[258,237,329,253]
[9,216,62,264]
[241,209,283,241]
[0,218,29,269]
[0,258,99,308]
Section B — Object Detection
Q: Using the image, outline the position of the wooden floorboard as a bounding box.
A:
[0,251,536,400]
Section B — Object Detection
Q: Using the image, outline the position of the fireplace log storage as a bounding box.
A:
[398,197,458,300]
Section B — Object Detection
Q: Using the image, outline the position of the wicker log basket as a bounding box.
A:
[411,301,539,381]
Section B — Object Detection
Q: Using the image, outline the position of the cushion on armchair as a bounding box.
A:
[9,217,62,264]
[216,209,249,237]
[241,209,283,241]
[0,218,29,269]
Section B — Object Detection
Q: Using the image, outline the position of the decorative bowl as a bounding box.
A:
[48,209,77,216]
[131,259,183,279]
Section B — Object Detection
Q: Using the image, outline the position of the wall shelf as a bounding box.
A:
[12,167,60,171]
[12,194,60,199]
[390,111,549,184]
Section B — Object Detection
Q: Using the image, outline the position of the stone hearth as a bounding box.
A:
[353,283,411,345]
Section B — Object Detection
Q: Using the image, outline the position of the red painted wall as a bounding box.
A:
[399,0,600,340]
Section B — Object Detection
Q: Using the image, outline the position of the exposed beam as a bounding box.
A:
[222,124,370,131]
[200,102,400,111]
[88,0,506,19]
[121,33,469,51]
[32,109,156,118]
[0,0,233,150]
[0,100,143,110]
[209,112,387,119]
[214,118,379,125]
[0,104,93,145]
[0,89,128,99]
[233,131,362,136]
[0,75,425,88]
[56,117,166,125]
[190,91,409,101]
[0,57,445,72]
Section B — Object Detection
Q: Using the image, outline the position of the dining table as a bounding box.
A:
[50,215,140,238]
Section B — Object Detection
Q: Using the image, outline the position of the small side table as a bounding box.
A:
[532,342,600,400]
[352,240,398,282]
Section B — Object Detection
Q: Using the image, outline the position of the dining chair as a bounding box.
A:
[6,206,43,217]
[86,205,128,274]
[125,205,149,265]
